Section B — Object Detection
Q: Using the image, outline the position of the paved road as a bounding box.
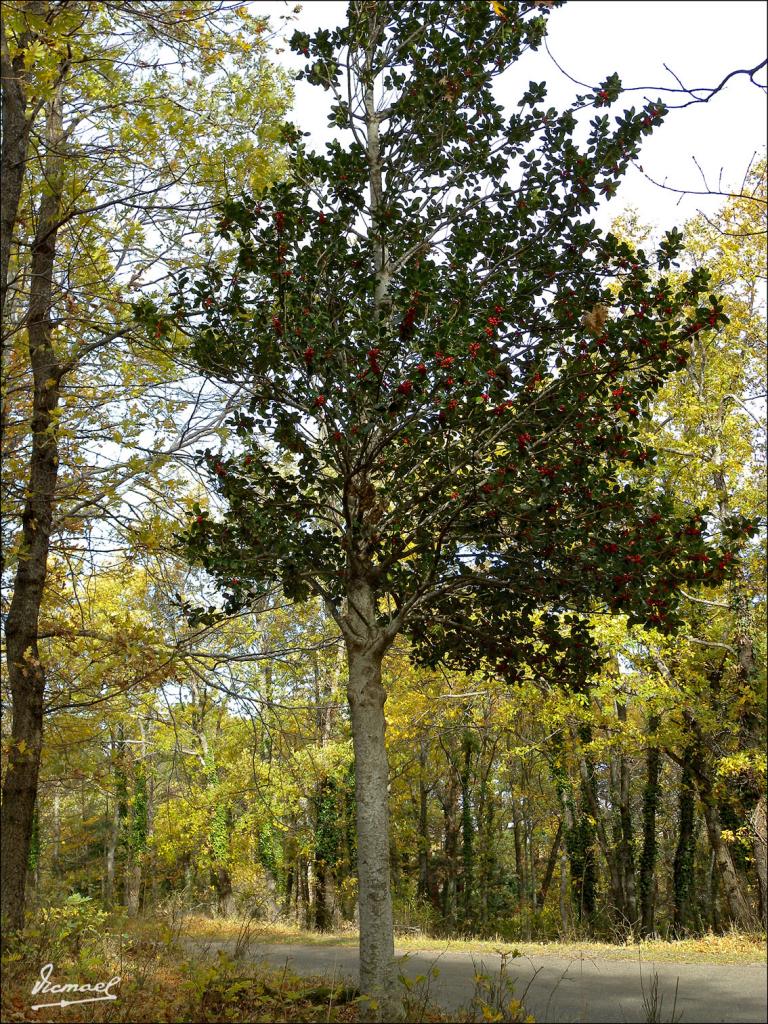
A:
[187,938,767,1023]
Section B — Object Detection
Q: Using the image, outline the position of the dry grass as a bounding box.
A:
[181,914,767,965]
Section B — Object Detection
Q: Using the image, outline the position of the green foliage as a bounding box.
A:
[150,2,757,707]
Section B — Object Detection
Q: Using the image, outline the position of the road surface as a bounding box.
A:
[186,938,767,1023]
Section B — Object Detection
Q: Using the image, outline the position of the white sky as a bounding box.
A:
[256,0,767,231]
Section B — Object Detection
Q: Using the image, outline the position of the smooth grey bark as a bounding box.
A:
[0,88,64,941]
[346,633,399,1021]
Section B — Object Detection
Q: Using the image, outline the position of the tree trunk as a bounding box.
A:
[526,811,537,918]
[559,850,570,934]
[537,820,563,909]
[577,747,620,917]
[125,863,142,917]
[701,799,753,930]
[750,795,767,930]
[51,785,62,877]
[212,866,233,918]
[708,849,720,932]
[346,638,399,1021]
[440,780,459,927]
[673,750,696,935]
[283,860,294,918]
[459,730,475,927]
[688,744,753,930]
[296,856,310,927]
[416,741,430,902]
[639,720,661,936]
[0,89,63,941]
[0,6,34,331]
[511,797,527,910]
[105,793,120,907]
[478,785,497,930]
[615,703,638,928]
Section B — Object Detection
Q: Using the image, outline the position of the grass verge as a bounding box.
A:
[180,914,767,965]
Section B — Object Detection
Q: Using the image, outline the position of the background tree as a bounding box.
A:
[0,0,291,937]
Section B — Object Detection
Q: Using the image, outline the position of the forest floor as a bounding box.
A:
[3,914,765,1023]
[179,919,768,1024]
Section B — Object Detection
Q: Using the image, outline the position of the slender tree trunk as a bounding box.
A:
[615,703,638,928]
[639,719,661,936]
[0,89,63,941]
[478,785,496,931]
[511,797,527,910]
[416,741,430,902]
[750,795,767,931]
[297,856,310,927]
[708,850,720,931]
[537,821,563,909]
[526,811,537,917]
[283,860,294,918]
[577,747,621,917]
[105,794,120,907]
[440,780,459,927]
[125,864,142,916]
[460,730,475,927]
[559,850,570,934]
[51,785,62,877]
[673,750,696,935]
[346,634,399,1021]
